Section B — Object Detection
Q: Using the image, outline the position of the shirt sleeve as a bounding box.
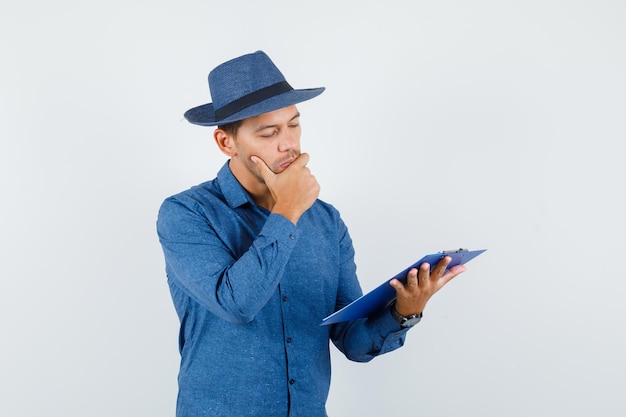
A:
[330,308,410,363]
[156,197,298,324]
[328,216,410,363]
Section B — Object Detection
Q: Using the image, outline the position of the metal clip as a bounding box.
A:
[442,248,468,254]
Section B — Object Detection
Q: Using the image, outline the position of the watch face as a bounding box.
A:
[401,314,422,328]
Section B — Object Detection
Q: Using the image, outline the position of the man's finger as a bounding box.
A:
[418,262,430,286]
[431,256,451,277]
[389,278,406,294]
[441,265,466,282]
[406,268,418,288]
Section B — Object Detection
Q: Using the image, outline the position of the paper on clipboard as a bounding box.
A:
[320,248,486,326]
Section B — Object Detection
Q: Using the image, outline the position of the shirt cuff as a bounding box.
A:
[259,213,300,250]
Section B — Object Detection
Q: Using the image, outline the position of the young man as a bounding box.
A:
[157,50,466,416]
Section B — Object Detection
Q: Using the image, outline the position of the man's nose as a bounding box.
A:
[278,129,298,152]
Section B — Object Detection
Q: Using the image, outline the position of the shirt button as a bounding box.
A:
[286,337,292,343]
[289,379,295,385]
[289,234,295,240]
[282,295,288,302]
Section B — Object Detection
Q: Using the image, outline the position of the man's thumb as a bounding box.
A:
[251,156,274,180]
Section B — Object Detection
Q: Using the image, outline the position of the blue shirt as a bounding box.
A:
[157,162,409,417]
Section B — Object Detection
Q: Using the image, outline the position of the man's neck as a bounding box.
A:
[229,159,275,211]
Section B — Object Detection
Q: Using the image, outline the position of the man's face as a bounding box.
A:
[229,105,302,183]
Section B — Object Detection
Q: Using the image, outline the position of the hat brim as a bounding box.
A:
[184,87,325,127]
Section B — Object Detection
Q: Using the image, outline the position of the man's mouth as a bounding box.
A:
[277,154,298,170]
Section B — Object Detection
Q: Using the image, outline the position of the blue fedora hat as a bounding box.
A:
[184,51,325,126]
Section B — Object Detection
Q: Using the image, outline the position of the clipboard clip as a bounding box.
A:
[441,248,468,254]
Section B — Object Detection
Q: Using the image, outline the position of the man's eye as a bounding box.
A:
[261,129,278,138]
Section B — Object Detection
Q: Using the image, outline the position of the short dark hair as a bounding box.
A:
[217,120,244,137]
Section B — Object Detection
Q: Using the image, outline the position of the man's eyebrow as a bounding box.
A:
[254,112,301,132]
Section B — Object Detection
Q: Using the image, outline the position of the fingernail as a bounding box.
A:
[250,156,258,164]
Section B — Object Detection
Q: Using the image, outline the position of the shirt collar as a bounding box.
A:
[216,161,256,209]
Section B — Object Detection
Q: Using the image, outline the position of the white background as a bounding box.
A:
[2,1,625,416]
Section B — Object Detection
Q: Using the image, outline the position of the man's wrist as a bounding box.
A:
[271,204,302,225]
[390,301,423,328]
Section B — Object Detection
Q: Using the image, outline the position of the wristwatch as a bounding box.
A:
[390,301,423,328]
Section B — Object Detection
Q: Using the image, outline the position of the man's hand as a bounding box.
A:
[252,153,320,225]
[389,256,466,316]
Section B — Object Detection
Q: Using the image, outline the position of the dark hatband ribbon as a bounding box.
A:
[214,81,293,120]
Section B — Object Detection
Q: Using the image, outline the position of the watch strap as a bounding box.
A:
[390,301,423,328]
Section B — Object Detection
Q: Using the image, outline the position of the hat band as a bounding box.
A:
[214,81,293,121]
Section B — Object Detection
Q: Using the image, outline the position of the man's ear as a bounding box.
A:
[214,128,237,156]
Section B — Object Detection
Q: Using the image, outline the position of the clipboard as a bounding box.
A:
[320,248,486,326]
